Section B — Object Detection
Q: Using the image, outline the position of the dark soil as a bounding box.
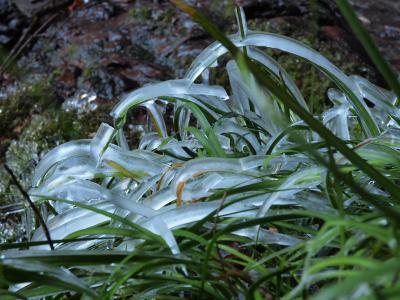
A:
[352,0,400,73]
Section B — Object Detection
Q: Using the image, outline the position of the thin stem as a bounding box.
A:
[4,164,54,250]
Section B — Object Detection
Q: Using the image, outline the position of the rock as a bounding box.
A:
[72,1,115,20]
[0,34,11,44]
[351,0,400,73]
[12,0,72,17]
[0,0,13,15]
[0,0,25,46]
[320,25,344,41]
[236,0,309,19]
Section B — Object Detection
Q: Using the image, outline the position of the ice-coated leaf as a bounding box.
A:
[143,187,176,210]
[90,123,116,163]
[157,138,202,157]
[35,156,96,190]
[352,75,397,109]
[142,101,168,138]
[105,160,149,180]
[171,156,265,195]
[185,32,379,137]
[352,75,400,127]
[214,119,261,152]
[102,145,167,176]
[111,79,228,125]
[32,202,115,248]
[226,59,285,135]
[116,128,130,150]
[234,227,302,246]
[323,89,351,140]
[247,47,308,111]
[127,175,161,202]
[0,258,98,298]
[138,202,221,229]
[139,132,163,150]
[257,167,322,218]
[227,60,251,113]
[144,218,180,255]
[32,179,112,213]
[32,140,92,187]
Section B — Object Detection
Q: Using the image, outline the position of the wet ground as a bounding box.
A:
[0,0,399,242]
[351,0,400,72]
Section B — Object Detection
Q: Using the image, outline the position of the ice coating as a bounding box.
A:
[323,89,351,140]
[32,201,115,246]
[142,101,168,138]
[90,122,116,163]
[234,228,302,246]
[25,16,399,262]
[185,32,379,137]
[247,47,308,111]
[32,140,92,187]
[171,156,265,194]
[111,79,229,123]
[1,258,96,297]
[227,60,251,113]
[256,167,322,218]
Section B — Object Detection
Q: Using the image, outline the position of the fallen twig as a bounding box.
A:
[3,164,54,250]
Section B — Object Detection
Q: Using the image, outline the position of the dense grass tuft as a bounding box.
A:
[1,2,400,299]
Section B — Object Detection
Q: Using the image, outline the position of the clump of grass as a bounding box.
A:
[1,1,400,299]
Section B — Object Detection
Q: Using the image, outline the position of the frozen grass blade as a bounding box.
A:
[172,0,400,211]
[0,259,98,298]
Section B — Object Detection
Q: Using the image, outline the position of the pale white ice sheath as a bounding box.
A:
[23,13,398,255]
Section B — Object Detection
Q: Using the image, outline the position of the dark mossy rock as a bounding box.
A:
[12,0,72,17]
[0,0,25,46]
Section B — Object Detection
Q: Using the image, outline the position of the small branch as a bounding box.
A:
[2,13,58,72]
[4,164,54,250]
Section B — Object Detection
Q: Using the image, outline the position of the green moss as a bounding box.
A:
[122,44,154,62]
[1,103,112,202]
[209,0,235,19]
[0,79,56,153]
[0,71,62,214]
[65,44,79,60]
[158,7,175,23]
[128,7,152,21]
[81,62,101,82]
[0,219,25,243]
